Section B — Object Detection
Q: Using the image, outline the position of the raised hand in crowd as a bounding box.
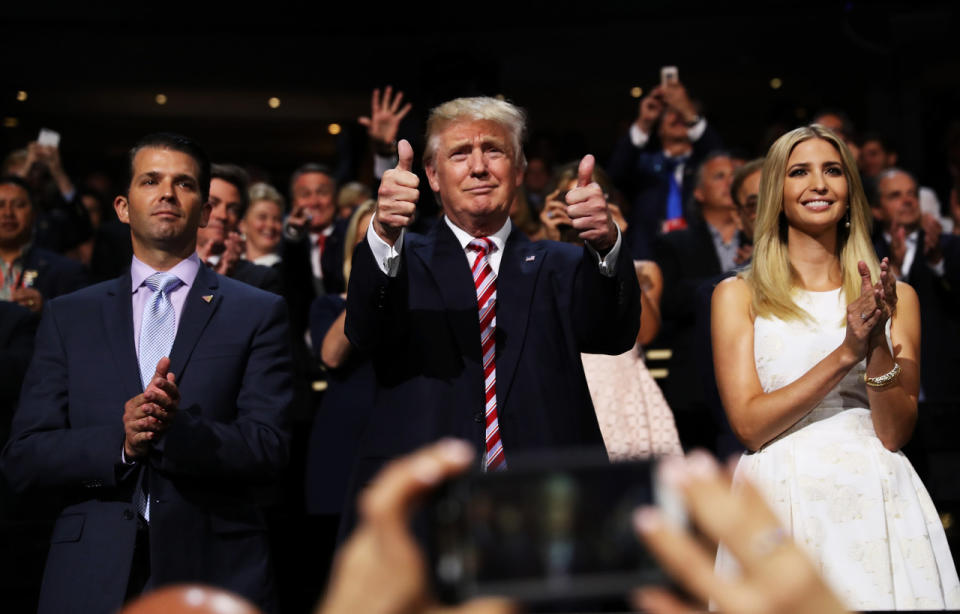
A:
[373,139,418,245]
[887,220,907,277]
[316,439,515,614]
[633,451,847,614]
[18,141,76,198]
[538,191,574,242]
[655,81,699,124]
[635,89,665,134]
[564,155,618,252]
[359,86,413,155]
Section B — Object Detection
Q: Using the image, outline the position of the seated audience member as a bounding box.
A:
[316,441,847,614]
[0,175,89,315]
[198,164,281,293]
[539,161,680,459]
[336,182,372,221]
[607,78,723,260]
[65,189,112,267]
[3,142,92,254]
[652,152,737,451]
[695,157,764,457]
[871,168,960,403]
[859,132,952,232]
[241,182,285,268]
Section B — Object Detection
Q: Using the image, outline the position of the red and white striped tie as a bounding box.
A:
[468,238,506,471]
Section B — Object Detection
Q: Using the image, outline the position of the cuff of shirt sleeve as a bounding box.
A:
[687,117,707,142]
[629,123,650,148]
[585,223,622,278]
[366,221,404,277]
[374,154,397,180]
[928,257,946,277]
[121,446,137,465]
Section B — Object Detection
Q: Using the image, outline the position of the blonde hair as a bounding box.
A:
[424,97,527,169]
[247,182,285,213]
[742,124,878,321]
[343,199,377,285]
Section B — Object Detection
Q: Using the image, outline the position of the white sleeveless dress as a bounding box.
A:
[716,288,960,610]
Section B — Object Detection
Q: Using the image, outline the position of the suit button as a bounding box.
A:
[473,412,483,423]
[123,509,134,521]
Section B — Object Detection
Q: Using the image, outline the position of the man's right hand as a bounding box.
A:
[636,91,664,134]
[373,139,419,245]
[123,358,179,459]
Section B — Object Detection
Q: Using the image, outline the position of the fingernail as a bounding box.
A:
[687,449,718,478]
[633,507,662,534]
[437,438,475,464]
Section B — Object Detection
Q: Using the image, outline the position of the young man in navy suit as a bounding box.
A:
[2,133,293,613]
[344,97,641,528]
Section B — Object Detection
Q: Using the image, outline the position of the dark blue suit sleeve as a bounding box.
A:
[573,247,642,355]
[2,302,126,492]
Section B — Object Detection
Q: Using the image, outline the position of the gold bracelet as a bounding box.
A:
[864,363,902,388]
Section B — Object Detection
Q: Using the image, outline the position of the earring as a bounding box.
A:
[844,208,851,229]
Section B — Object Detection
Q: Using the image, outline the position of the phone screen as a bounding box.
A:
[428,455,670,604]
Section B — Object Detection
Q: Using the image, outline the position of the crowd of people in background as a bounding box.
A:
[2,80,960,613]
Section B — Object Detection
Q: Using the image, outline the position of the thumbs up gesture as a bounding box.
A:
[564,154,617,251]
[373,139,419,245]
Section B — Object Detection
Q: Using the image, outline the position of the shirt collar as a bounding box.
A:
[882,229,919,245]
[131,252,202,293]
[444,216,512,253]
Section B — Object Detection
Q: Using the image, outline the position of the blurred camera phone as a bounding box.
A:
[660,66,679,88]
[427,451,684,605]
[38,127,60,148]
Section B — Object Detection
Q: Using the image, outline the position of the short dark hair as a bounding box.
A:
[0,175,34,207]
[126,133,211,204]
[730,158,764,208]
[289,163,335,199]
[211,163,251,217]
[867,167,919,207]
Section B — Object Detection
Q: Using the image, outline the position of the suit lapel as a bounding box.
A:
[168,265,221,384]
[494,229,543,413]
[103,272,143,398]
[410,221,481,363]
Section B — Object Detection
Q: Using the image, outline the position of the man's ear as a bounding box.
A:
[425,161,440,193]
[114,195,130,224]
[198,200,212,228]
[693,186,705,204]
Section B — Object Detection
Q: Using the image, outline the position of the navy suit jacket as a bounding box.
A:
[2,264,293,614]
[344,221,641,492]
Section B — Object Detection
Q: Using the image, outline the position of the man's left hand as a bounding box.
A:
[210,231,244,276]
[143,357,180,423]
[11,287,43,313]
[564,155,617,252]
[921,213,943,265]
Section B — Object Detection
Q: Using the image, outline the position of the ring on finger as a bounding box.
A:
[860,311,870,320]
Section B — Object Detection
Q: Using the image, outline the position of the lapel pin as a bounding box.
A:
[202,295,214,303]
[525,255,536,262]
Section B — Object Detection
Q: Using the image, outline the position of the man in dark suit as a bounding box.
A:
[197,164,281,294]
[344,97,640,519]
[607,79,723,260]
[654,152,739,451]
[871,168,960,402]
[0,175,89,315]
[2,133,293,613]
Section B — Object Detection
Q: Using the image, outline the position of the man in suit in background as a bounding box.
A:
[2,133,293,613]
[344,97,640,529]
[871,168,960,402]
[607,79,723,259]
[197,164,281,294]
[0,175,89,315]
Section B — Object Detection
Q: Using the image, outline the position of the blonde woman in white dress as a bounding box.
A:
[711,124,960,610]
